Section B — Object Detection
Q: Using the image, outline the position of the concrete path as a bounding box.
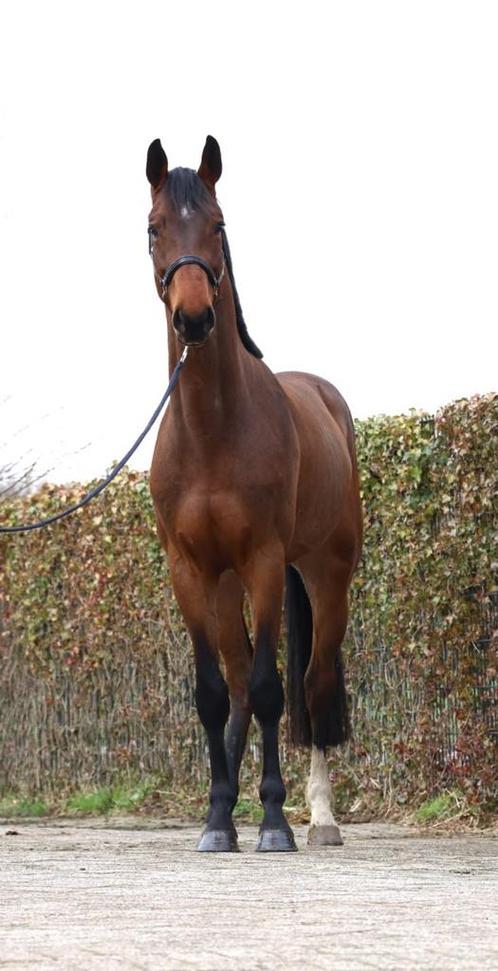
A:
[1,818,497,970]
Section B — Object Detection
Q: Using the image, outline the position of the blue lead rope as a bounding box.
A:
[0,348,188,534]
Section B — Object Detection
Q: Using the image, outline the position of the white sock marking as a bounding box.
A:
[306,746,337,827]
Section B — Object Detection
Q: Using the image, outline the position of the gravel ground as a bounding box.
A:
[1,818,497,970]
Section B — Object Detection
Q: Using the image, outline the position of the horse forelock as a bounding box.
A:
[165,167,213,215]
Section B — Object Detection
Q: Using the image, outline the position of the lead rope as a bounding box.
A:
[0,346,189,534]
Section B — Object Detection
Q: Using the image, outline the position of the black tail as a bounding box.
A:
[285,566,313,746]
[285,565,351,749]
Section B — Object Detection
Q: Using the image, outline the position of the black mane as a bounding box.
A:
[165,168,263,359]
[220,229,263,359]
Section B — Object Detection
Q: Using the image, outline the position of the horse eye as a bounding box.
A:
[148,226,159,255]
[214,221,225,234]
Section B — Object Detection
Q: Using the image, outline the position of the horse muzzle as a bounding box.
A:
[172,306,215,346]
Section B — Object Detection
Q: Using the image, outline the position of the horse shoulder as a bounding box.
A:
[276,371,354,444]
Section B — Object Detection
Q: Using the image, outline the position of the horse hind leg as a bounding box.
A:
[308,572,351,846]
[289,559,352,846]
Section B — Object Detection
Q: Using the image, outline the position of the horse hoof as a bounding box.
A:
[307,824,343,846]
[256,829,298,853]
[196,829,240,852]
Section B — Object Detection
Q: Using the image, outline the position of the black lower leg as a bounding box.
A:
[226,704,252,797]
[194,639,237,850]
[250,635,296,851]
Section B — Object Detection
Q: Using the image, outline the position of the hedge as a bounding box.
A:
[1,393,496,817]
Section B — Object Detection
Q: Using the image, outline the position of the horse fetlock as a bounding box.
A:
[206,810,235,833]
[210,780,236,810]
[259,774,286,809]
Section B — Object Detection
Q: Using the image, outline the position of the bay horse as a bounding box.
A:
[147,136,362,852]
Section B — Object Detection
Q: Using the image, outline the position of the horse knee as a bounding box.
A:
[249,642,284,725]
[250,671,284,724]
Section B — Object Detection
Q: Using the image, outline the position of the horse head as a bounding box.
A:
[146,136,224,347]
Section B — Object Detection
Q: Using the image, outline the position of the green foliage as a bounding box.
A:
[0,794,50,817]
[415,791,470,824]
[110,780,157,811]
[66,788,115,815]
[65,781,156,815]
[0,395,496,820]
[338,393,497,818]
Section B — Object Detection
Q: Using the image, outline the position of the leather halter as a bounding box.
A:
[159,255,225,300]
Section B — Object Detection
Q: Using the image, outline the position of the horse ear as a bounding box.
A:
[146,139,168,190]
[198,135,222,192]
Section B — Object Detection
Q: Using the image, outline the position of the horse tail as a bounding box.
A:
[285,566,312,747]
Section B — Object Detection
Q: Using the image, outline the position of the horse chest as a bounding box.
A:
[154,462,294,571]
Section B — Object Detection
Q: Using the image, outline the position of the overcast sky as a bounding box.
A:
[1,1,497,486]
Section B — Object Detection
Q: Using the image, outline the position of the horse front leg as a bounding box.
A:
[171,559,238,852]
[244,551,297,853]
[216,571,253,801]
[194,637,239,851]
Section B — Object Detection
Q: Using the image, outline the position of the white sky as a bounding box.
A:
[1,1,497,485]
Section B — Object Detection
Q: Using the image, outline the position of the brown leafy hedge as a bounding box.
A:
[1,394,496,816]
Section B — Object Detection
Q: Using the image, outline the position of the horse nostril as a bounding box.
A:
[173,306,215,344]
[174,309,187,333]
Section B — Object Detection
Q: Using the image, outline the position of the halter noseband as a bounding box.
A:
[159,255,225,300]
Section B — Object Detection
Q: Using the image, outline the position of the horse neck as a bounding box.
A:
[167,281,252,442]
